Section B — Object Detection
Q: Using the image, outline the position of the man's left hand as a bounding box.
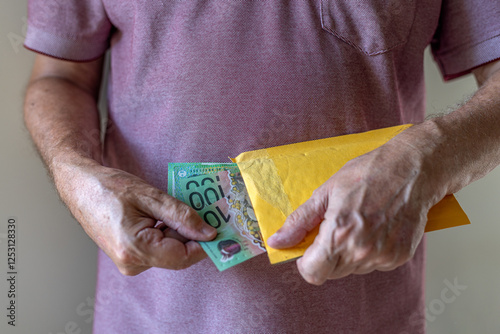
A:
[267,136,440,285]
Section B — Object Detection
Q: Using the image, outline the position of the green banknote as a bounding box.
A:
[168,163,266,271]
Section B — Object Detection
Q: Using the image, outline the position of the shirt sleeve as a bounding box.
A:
[431,0,500,81]
[24,0,112,61]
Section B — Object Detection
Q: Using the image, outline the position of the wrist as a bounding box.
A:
[50,152,104,201]
[385,121,450,206]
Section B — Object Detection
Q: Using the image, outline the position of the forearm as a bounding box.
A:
[23,72,107,229]
[24,76,102,172]
[392,66,500,200]
[23,58,214,274]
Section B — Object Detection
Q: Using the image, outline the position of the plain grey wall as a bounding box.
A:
[1,1,499,333]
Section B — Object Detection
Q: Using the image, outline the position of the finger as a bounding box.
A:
[323,255,360,280]
[135,225,207,270]
[163,227,190,243]
[324,235,384,279]
[155,221,167,231]
[149,240,207,270]
[137,189,217,241]
[157,223,191,242]
[373,261,403,272]
[267,188,328,249]
[346,243,404,275]
[351,265,375,276]
[297,251,336,286]
[296,232,339,285]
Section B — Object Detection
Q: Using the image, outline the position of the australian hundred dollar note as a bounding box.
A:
[168,163,266,271]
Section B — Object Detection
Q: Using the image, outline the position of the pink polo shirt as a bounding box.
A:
[25,0,500,333]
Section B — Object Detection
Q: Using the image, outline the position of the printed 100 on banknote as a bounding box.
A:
[168,163,265,271]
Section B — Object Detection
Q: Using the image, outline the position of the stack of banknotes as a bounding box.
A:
[168,163,266,271]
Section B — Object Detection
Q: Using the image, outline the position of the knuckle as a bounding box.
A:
[149,187,164,199]
[374,244,413,270]
[170,201,197,225]
[311,186,323,197]
[311,188,327,207]
[403,246,415,260]
[118,266,141,276]
[180,206,199,223]
[114,243,139,267]
[394,249,414,267]
[350,246,372,264]
[377,255,396,268]
[287,209,303,224]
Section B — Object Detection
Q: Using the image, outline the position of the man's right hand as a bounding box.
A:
[24,54,216,276]
[55,159,217,275]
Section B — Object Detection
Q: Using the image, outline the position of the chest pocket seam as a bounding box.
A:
[319,0,418,56]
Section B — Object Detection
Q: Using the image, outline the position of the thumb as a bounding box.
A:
[142,190,217,241]
[267,187,327,249]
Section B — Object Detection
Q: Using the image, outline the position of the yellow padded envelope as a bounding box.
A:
[232,124,470,264]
